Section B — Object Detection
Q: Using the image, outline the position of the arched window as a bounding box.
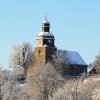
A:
[38,50,41,57]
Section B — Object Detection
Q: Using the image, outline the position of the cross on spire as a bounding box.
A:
[44,12,47,22]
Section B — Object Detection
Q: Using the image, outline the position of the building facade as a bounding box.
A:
[34,17,57,64]
[34,18,87,76]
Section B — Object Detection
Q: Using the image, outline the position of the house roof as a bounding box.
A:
[58,50,87,66]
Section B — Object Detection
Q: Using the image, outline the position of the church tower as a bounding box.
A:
[34,17,57,64]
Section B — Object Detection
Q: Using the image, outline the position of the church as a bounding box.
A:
[34,17,88,76]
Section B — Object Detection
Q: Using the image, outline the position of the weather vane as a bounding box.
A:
[45,12,47,17]
[44,12,47,20]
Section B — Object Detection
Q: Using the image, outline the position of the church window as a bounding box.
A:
[38,50,41,57]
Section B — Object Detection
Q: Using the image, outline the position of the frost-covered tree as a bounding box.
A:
[51,75,100,100]
[0,68,4,100]
[27,62,64,100]
[9,42,34,78]
[52,50,70,77]
[92,52,100,74]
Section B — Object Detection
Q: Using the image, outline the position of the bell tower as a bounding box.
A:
[34,17,57,64]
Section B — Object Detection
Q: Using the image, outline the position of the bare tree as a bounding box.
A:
[9,42,34,79]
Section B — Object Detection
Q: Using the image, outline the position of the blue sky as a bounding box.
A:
[0,0,100,68]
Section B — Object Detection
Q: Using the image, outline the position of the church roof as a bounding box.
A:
[58,50,87,66]
[38,32,54,37]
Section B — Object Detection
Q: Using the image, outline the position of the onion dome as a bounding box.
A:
[42,17,50,24]
[37,17,54,37]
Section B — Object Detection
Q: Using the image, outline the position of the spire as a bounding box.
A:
[42,16,50,24]
[45,16,47,21]
[42,17,50,32]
